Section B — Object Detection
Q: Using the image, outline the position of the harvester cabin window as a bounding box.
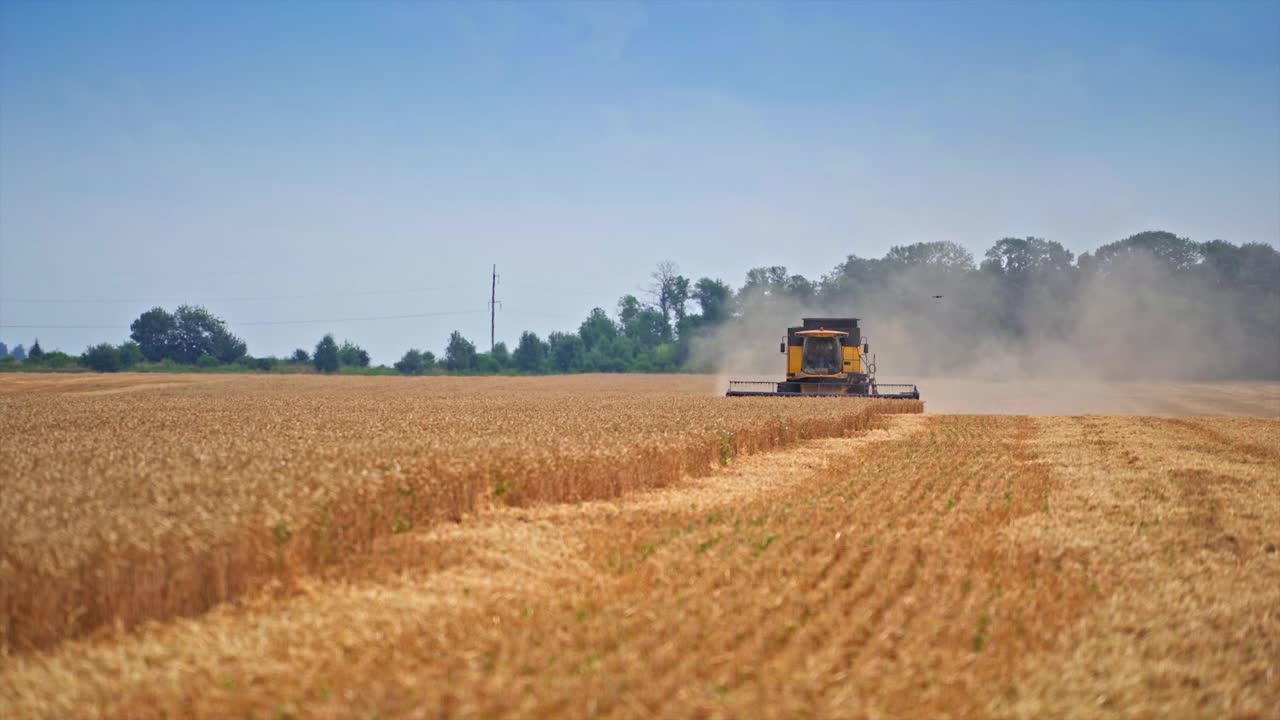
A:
[801,336,841,375]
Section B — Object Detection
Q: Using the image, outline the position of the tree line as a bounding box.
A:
[2,230,1276,378]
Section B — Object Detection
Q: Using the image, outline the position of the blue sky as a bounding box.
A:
[2,1,1277,362]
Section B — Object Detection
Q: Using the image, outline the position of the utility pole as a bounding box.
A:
[489,264,499,352]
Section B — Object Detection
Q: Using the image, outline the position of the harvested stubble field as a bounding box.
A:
[2,374,1278,719]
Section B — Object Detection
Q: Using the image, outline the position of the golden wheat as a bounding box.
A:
[3,411,1276,719]
[0,373,919,652]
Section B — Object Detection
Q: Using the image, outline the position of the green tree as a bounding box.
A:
[578,308,618,351]
[584,335,634,372]
[11,344,25,362]
[671,276,690,324]
[618,295,671,350]
[28,339,45,362]
[338,340,371,367]
[394,349,425,375]
[817,254,887,306]
[547,332,585,373]
[741,266,790,296]
[209,326,248,364]
[884,241,975,271]
[512,331,548,372]
[118,341,144,369]
[81,343,121,372]
[491,341,510,368]
[313,334,340,373]
[1092,230,1201,274]
[652,343,677,370]
[168,305,245,364]
[784,274,816,303]
[444,331,478,371]
[40,351,75,368]
[738,265,820,305]
[1198,240,1247,284]
[291,348,310,364]
[650,261,691,325]
[475,353,501,373]
[691,278,733,325]
[130,307,176,361]
[1233,243,1280,289]
[618,294,643,331]
[981,237,1075,277]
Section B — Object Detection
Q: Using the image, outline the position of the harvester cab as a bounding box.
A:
[726,317,920,400]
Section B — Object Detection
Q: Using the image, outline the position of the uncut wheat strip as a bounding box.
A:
[0,391,917,654]
[0,412,927,720]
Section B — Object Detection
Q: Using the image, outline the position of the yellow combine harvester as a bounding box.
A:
[726,317,920,399]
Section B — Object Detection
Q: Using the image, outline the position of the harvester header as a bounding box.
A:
[726,317,920,400]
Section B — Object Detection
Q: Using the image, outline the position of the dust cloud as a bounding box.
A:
[697,254,1280,416]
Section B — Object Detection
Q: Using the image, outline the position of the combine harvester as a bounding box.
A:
[726,317,920,400]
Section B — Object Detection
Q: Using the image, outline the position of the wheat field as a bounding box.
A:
[2,374,1277,719]
[0,374,918,653]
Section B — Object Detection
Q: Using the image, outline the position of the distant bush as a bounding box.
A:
[196,354,220,368]
[513,331,549,372]
[492,341,510,368]
[338,340,371,368]
[337,365,397,376]
[445,331,477,371]
[255,357,278,372]
[475,353,501,374]
[394,349,425,375]
[41,351,76,369]
[82,343,122,372]
[313,335,340,373]
[118,342,143,369]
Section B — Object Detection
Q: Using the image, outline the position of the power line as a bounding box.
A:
[0,309,488,331]
[0,324,124,330]
[502,281,612,299]
[0,285,454,305]
[505,309,579,320]
[236,309,487,326]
